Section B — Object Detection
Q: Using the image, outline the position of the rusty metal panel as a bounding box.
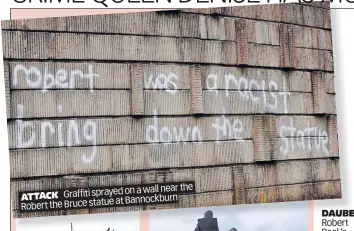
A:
[312,72,327,114]
[327,115,339,157]
[280,24,290,68]
[4,61,10,118]
[252,116,276,162]
[190,65,203,115]
[131,64,144,116]
[3,3,340,218]
[235,19,248,65]
[233,166,246,205]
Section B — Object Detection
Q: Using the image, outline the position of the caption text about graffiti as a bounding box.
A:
[19,182,195,212]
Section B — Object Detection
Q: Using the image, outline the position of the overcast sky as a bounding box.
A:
[17,202,308,231]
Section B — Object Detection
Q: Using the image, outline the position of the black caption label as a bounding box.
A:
[19,181,195,212]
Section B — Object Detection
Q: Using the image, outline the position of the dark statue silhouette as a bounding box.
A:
[194,210,219,231]
[194,210,238,231]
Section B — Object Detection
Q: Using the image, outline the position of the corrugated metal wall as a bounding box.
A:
[1,2,341,218]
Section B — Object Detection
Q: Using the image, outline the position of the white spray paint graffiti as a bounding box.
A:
[206,74,291,113]
[12,64,99,92]
[279,78,291,114]
[279,118,329,157]
[146,110,202,143]
[206,74,218,91]
[13,68,317,165]
[15,104,98,164]
[212,116,244,141]
[144,72,179,94]
[211,107,244,141]
[144,77,201,143]
[16,104,35,149]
